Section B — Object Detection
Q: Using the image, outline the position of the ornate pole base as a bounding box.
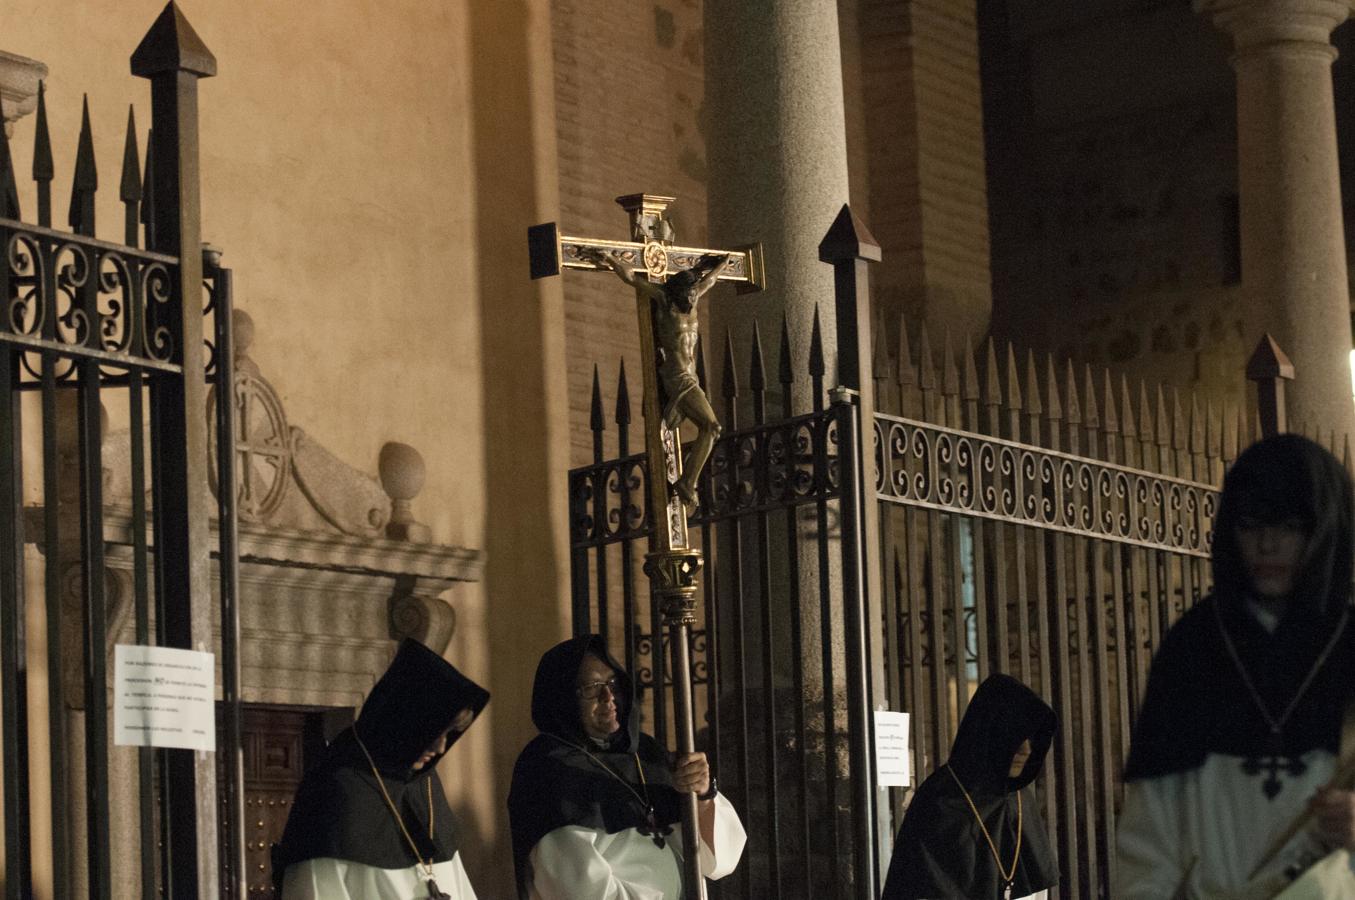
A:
[644,547,704,626]
[645,546,707,900]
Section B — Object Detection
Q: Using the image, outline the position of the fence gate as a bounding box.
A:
[871,330,1237,899]
[565,207,1284,899]
[0,5,243,899]
[570,316,880,900]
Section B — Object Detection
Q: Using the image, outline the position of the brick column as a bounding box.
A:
[1196,0,1355,439]
[859,0,992,341]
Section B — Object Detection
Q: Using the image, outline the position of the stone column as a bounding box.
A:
[705,0,852,409]
[1196,0,1355,438]
[704,7,867,897]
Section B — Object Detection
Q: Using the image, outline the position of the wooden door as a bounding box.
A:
[219,704,351,898]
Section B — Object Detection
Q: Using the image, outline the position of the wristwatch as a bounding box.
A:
[698,777,718,801]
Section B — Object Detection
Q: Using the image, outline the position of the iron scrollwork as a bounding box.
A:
[635,628,711,690]
[875,413,1216,557]
[2,223,182,380]
[568,409,843,548]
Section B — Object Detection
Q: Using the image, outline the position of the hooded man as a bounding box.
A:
[273,638,490,900]
[1117,434,1355,898]
[881,673,1060,900]
[507,634,746,899]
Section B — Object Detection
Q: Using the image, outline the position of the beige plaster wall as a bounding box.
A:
[3,1,571,897]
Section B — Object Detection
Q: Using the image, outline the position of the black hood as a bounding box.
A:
[356,637,490,777]
[1125,435,1355,783]
[509,634,679,899]
[1211,433,1354,619]
[949,673,1057,794]
[273,639,489,883]
[882,674,1060,900]
[529,633,638,751]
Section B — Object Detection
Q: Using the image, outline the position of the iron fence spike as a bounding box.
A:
[984,338,1001,407]
[808,305,825,378]
[1023,349,1042,417]
[961,334,980,402]
[917,322,937,393]
[33,81,54,182]
[615,358,631,427]
[120,105,142,202]
[590,364,605,433]
[1102,369,1119,435]
[722,329,740,398]
[1005,343,1023,411]
[749,319,766,393]
[896,312,915,387]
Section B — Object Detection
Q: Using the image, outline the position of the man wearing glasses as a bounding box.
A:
[508,634,746,899]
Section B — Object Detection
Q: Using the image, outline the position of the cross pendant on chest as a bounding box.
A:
[641,806,669,850]
[424,877,451,900]
[1003,881,1013,900]
[1240,730,1307,799]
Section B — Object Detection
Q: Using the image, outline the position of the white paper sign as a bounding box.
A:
[874,710,911,787]
[114,644,216,752]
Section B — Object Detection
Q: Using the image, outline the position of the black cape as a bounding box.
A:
[1124,434,1355,785]
[272,638,490,885]
[507,634,682,900]
[882,673,1060,900]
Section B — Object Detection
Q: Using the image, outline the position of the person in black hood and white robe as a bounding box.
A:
[508,634,746,900]
[1117,433,1355,898]
[881,672,1060,900]
[273,638,490,900]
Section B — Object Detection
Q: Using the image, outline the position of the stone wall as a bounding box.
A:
[983,1,1272,409]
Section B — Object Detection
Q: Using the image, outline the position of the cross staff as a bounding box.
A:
[529,193,763,900]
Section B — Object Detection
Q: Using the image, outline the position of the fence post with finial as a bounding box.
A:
[1245,334,1295,439]
[818,204,885,896]
[131,3,219,896]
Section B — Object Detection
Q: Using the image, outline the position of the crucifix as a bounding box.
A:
[529,193,763,900]
[1241,744,1307,800]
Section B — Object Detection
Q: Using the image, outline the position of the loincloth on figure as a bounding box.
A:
[660,369,699,430]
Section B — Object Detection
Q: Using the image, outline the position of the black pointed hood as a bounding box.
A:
[356,637,490,776]
[272,640,488,884]
[882,674,1060,900]
[949,673,1057,794]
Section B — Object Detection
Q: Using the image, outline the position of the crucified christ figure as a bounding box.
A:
[582,248,732,511]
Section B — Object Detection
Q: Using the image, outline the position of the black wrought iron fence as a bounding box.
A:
[570,312,880,900]
[871,324,1242,899]
[0,6,239,899]
[567,210,1276,900]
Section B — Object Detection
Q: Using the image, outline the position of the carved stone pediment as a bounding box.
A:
[34,306,483,711]
[0,50,46,138]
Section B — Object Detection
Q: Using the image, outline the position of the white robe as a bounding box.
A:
[525,792,746,900]
[1116,750,1355,898]
[281,851,477,900]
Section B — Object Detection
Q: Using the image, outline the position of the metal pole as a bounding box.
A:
[833,388,878,900]
[210,256,246,899]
